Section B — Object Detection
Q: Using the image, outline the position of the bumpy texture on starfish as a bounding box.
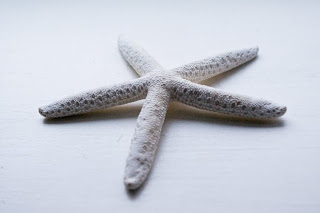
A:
[39,36,287,190]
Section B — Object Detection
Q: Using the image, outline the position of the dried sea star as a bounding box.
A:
[39,36,287,190]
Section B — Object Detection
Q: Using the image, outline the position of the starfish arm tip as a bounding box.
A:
[124,158,149,190]
[262,103,287,118]
[275,105,287,118]
[38,107,47,117]
[38,105,56,118]
[252,46,259,56]
[124,177,142,190]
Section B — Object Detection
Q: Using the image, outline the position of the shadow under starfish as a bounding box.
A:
[39,36,287,190]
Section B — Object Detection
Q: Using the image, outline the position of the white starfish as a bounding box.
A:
[39,36,287,190]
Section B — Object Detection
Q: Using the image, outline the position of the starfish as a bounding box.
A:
[39,36,287,190]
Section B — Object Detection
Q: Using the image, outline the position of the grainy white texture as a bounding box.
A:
[124,85,170,189]
[172,47,259,82]
[38,36,286,189]
[39,77,149,118]
[118,35,163,75]
[171,78,286,118]
[1,0,320,213]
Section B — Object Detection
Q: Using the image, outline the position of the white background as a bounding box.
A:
[1,0,320,212]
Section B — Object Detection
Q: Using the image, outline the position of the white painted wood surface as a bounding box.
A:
[1,0,319,212]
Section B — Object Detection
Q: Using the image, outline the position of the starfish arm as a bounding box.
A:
[38,77,149,118]
[170,47,259,82]
[171,78,287,119]
[124,85,170,190]
[118,35,163,76]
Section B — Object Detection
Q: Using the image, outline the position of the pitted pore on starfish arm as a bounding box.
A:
[39,35,287,190]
